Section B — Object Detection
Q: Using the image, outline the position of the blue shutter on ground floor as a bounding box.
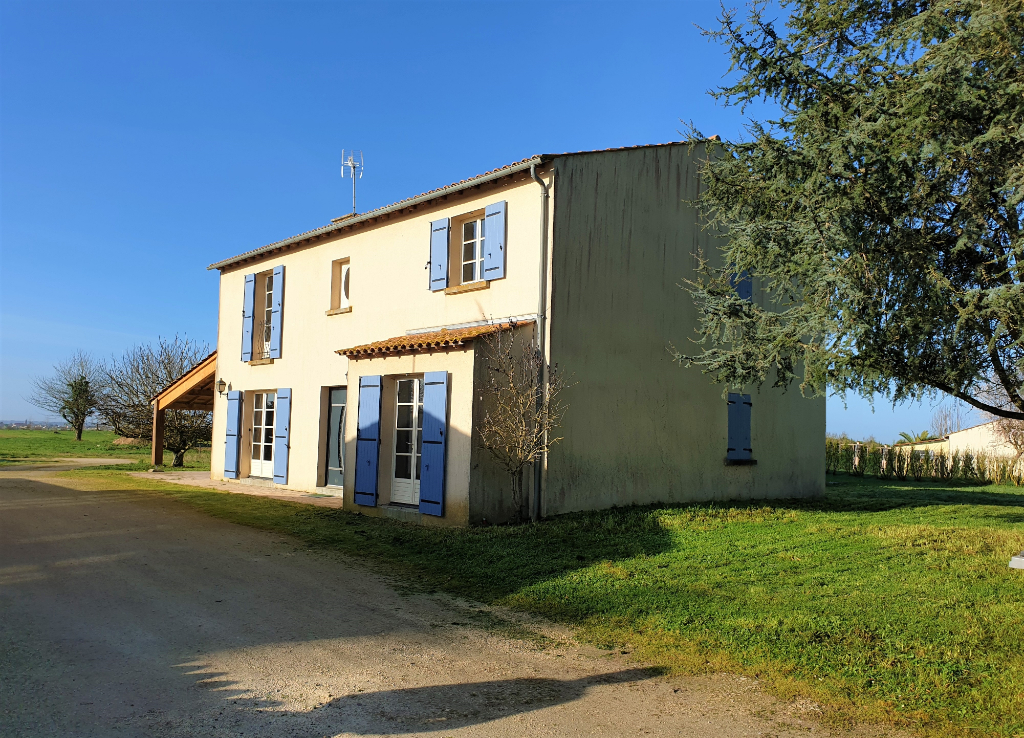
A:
[418,371,449,517]
[354,375,383,506]
[727,393,753,461]
[429,219,450,291]
[269,265,285,359]
[273,388,292,484]
[224,390,243,478]
[483,201,507,281]
[241,274,256,361]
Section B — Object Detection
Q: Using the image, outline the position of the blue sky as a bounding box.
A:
[0,0,961,440]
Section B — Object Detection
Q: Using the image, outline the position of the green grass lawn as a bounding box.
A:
[52,469,1024,737]
[0,429,211,469]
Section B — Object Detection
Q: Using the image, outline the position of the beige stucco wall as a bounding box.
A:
[949,421,1018,457]
[342,349,476,527]
[210,168,551,522]
[899,439,949,455]
[544,145,825,514]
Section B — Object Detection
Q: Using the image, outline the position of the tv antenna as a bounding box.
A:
[341,149,364,215]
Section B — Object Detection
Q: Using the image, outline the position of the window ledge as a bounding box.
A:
[326,306,353,316]
[725,458,757,466]
[445,281,489,295]
[248,358,275,366]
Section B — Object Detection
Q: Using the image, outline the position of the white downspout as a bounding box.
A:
[530,163,550,523]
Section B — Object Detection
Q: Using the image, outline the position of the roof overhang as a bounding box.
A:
[152,351,217,411]
[207,140,713,273]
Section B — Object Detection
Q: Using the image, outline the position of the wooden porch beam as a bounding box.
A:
[151,405,165,467]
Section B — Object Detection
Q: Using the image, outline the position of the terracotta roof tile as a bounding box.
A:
[337,321,531,358]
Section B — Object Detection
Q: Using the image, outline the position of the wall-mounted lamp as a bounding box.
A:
[216,378,227,396]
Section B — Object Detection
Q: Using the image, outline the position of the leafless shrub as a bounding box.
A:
[984,414,1024,466]
[477,326,570,523]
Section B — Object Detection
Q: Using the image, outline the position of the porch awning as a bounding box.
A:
[149,351,217,466]
[336,321,531,359]
[152,351,217,411]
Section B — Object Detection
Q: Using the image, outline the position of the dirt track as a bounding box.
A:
[0,469,904,737]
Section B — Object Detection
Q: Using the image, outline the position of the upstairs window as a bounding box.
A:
[428,200,505,293]
[460,216,486,284]
[241,265,285,362]
[259,271,274,358]
[328,258,352,315]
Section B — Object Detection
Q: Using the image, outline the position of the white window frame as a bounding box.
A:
[328,258,352,314]
[460,216,486,285]
[261,272,274,358]
[390,377,424,505]
[250,391,276,478]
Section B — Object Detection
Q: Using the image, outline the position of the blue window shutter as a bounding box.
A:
[269,265,285,358]
[241,274,256,362]
[419,371,449,517]
[273,388,292,484]
[730,270,752,301]
[429,219,449,291]
[483,201,507,281]
[354,375,383,506]
[726,393,753,460]
[224,390,243,479]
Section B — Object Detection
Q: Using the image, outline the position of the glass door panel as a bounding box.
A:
[325,387,346,488]
[251,391,276,478]
[391,378,423,505]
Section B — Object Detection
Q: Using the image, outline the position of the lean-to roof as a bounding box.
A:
[337,321,531,359]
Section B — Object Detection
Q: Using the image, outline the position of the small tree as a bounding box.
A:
[477,326,569,523]
[99,335,212,467]
[28,351,101,440]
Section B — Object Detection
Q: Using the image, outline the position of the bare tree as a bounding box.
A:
[98,335,212,466]
[28,350,102,440]
[976,382,1024,466]
[477,326,569,523]
[983,414,1024,466]
[931,404,972,438]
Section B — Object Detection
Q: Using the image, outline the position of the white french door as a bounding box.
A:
[391,378,423,505]
[251,391,276,478]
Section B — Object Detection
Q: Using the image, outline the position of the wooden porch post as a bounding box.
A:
[151,404,165,467]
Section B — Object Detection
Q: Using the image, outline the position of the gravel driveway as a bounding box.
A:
[0,469,903,737]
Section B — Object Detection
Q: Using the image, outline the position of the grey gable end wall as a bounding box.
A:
[544,144,825,514]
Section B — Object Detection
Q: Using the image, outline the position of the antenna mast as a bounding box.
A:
[340,149,364,215]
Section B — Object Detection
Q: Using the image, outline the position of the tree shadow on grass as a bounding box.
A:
[806,475,1024,513]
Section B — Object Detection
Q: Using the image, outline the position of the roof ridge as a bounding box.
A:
[209,140,709,271]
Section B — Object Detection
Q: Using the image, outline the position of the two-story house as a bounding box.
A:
[200,142,824,526]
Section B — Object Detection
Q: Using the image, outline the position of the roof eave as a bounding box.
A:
[208,155,548,272]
